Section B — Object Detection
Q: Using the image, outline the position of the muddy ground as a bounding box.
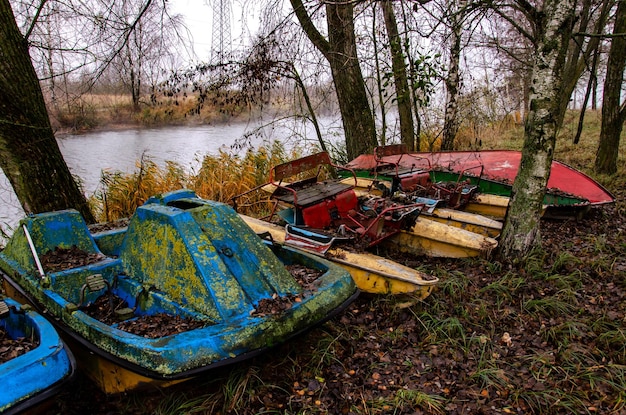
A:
[34,190,626,414]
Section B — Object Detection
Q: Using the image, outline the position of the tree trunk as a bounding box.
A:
[573,47,599,144]
[381,1,415,151]
[0,0,95,223]
[290,0,377,160]
[555,0,611,128]
[595,0,626,175]
[498,0,574,260]
[372,5,387,146]
[441,2,463,151]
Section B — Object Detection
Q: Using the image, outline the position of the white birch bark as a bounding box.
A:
[498,0,575,259]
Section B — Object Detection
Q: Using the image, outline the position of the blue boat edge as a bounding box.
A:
[0,296,76,414]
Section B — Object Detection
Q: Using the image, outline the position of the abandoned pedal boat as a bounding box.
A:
[339,176,503,238]
[239,214,439,298]
[0,191,358,394]
[246,151,496,259]
[0,296,75,414]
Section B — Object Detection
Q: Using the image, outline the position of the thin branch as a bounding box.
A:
[24,0,47,40]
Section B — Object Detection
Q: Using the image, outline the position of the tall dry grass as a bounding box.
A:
[90,142,297,222]
[51,92,256,133]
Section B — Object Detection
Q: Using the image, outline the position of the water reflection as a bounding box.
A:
[0,118,344,232]
[57,124,261,193]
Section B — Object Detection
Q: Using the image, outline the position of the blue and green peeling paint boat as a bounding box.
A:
[0,190,358,394]
[0,296,75,414]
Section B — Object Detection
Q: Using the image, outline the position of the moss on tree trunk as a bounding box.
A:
[0,0,95,222]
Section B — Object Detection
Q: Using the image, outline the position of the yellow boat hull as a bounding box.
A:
[383,217,498,258]
[465,194,509,220]
[425,207,502,238]
[240,215,438,298]
[66,336,187,394]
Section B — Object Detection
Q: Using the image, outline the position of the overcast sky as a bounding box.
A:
[172,0,262,59]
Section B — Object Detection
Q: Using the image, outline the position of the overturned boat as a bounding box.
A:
[0,191,358,394]
[345,147,615,220]
[0,296,75,414]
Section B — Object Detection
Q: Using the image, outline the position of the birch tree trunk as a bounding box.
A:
[498,0,575,259]
[0,0,95,223]
[441,1,463,151]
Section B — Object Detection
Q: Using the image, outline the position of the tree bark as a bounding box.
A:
[595,0,626,175]
[441,2,463,151]
[372,5,387,146]
[498,0,575,260]
[381,1,415,151]
[555,0,611,128]
[0,0,95,223]
[290,0,377,160]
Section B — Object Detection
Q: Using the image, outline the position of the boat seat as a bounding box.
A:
[9,210,110,279]
[272,180,354,207]
[270,152,357,199]
[372,145,432,193]
[268,152,360,228]
[19,210,103,258]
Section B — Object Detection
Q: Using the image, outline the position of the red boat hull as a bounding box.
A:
[346,150,615,206]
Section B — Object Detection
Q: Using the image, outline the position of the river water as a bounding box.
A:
[0,118,345,233]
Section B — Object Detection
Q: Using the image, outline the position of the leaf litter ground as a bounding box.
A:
[36,190,626,414]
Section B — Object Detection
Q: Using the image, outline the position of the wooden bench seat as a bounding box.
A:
[273,181,354,207]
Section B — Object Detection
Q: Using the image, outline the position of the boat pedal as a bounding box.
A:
[0,300,9,318]
[79,274,111,307]
[85,274,107,292]
[114,307,134,321]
